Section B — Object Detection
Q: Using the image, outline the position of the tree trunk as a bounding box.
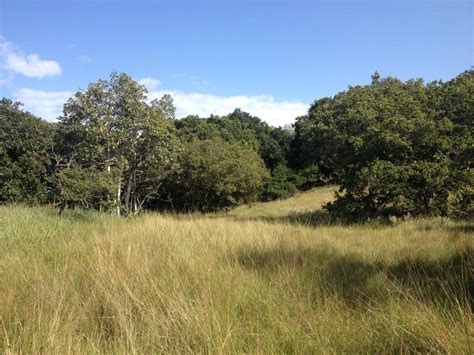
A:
[124,171,133,215]
[132,171,138,214]
[58,201,67,216]
[116,179,121,216]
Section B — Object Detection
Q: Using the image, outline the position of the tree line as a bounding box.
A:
[1,70,472,219]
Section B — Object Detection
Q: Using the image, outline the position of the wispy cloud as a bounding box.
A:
[79,55,92,63]
[13,88,72,121]
[0,72,13,85]
[138,77,160,91]
[0,36,62,78]
[148,90,308,127]
[170,73,213,90]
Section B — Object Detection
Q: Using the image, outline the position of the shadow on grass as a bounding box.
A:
[228,209,391,228]
[236,246,382,304]
[386,247,474,310]
[44,206,118,223]
[446,224,474,234]
[233,245,474,309]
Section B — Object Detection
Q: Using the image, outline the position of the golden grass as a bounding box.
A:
[228,185,336,218]
[1,189,473,353]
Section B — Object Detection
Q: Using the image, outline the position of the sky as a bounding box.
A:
[0,0,472,127]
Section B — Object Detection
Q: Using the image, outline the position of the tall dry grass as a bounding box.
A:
[0,197,473,353]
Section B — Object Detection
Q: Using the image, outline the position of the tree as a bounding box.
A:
[152,94,176,120]
[169,138,269,212]
[0,99,53,204]
[176,109,293,170]
[260,164,298,201]
[295,71,473,219]
[434,70,474,217]
[2,69,471,218]
[225,109,292,170]
[175,115,222,141]
[58,72,181,215]
[175,109,299,201]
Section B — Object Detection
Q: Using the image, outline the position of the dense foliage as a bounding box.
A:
[52,72,181,215]
[174,109,302,200]
[0,73,276,215]
[0,99,53,204]
[0,70,472,218]
[293,70,473,219]
[165,138,268,211]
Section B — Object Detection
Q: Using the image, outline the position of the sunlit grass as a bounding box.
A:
[228,185,336,218]
[0,189,473,353]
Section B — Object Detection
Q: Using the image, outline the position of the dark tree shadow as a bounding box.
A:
[227,209,391,228]
[232,245,474,310]
[385,246,474,310]
[45,207,114,223]
[234,246,385,305]
[446,224,474,234]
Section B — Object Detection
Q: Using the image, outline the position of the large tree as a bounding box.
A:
[294,71,473,219]
[57,72,181,215]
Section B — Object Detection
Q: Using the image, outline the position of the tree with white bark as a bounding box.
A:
[57,72,181,215]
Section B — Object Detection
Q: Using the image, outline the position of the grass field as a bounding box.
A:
[1,187,473,353]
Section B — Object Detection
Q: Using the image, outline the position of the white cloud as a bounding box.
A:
[148,90,308,127]
[138,77,160,91]
[10,84,308,127]
[79,55,92,63]
[13,88,72,121]
[0,36,62,78]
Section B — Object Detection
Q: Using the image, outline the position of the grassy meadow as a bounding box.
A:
[1,187,473,353]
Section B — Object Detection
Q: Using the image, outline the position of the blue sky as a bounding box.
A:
[0,0,472,126]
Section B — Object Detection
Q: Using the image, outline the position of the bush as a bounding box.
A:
[170,138,269,211]
[261,164,298,201]
[55,165,118,212]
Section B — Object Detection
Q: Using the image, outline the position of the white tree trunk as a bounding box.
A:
[116,180,121,216]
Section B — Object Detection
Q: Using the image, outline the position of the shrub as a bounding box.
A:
[170,138,269,211]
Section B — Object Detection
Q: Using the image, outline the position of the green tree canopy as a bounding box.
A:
[57,72,181,215]
[168,138,269,212]
[294,70,473,219]
[0,99,53,204]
